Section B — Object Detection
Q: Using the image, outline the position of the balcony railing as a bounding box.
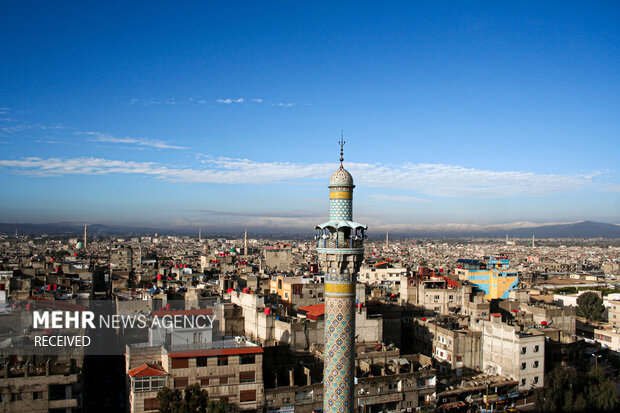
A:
[317,239,364,249]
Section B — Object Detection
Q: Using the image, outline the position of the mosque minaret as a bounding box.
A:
[315,136,366,413]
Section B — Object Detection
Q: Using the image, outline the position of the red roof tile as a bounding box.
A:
[298,303,325,317]
[128,363,167,377]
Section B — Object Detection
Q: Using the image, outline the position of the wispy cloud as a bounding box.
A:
[217,98,244,104]
[0,107,9,115]
[0,120,67,136]
[272,102,295,107]
[128,98,176,106]
[252,98,263,103]
[368,194,431,203]
[81,131,188,150]
[0,156,601,197]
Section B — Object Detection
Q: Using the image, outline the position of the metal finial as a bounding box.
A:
[339,131,345,165]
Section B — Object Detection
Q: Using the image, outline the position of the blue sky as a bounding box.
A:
[0,1,618,232]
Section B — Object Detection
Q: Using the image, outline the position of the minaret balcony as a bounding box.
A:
[317,237,364,250]
[315,220,367,251]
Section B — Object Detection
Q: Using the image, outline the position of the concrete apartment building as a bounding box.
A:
[110,245,142,271]
[268,275,325,312]
[228,291,382,350]
[455,258,519,300]
[594,326,620,352]
[400,274,489,318]
[0,356,83,412]
[264,245,294,271]
[608,300,620,328]
[409,316,482,376]
[126,308,265,413]
[266,345,436,413]
[471,314,545,391]
[359,263,408,284]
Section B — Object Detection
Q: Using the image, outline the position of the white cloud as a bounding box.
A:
[81,131,188,150]
[252,98,263,103]
[0,156,601,198]
[217,98,244,104]
[368,194,431,203]
[603,184,620,193]
[273,102,295,107]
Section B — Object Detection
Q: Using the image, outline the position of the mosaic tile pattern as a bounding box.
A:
[329,198,352,221]
[324,294,356,413]
[320,164,364,413]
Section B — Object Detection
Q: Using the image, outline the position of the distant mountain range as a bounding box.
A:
[1,220,620,238]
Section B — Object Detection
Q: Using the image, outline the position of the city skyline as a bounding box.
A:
[1,1,619,229]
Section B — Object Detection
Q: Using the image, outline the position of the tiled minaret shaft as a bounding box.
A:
[316,138,366,413]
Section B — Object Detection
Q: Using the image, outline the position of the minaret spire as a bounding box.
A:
[339,131,345,166]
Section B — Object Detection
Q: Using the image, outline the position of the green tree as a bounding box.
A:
[158,384,208,413]
[535,365,618,412]
[576,291,605,321]
[157,387,183,413]
[184,383,209,412]
[207,399,233,413]
[535,366,579,412]
[584,366,618,411]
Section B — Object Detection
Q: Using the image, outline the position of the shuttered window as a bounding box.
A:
[239,390,256,402]
[174,377,188,388]
[144,398,159,411]
[240,371,255,383]
[171,358,189,369]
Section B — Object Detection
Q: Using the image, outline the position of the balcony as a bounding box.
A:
[317,238,364,249]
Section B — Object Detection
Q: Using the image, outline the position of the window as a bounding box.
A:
[196,357,208,367]
[240,371,255,383]
[217,356,228,366]
[521,379,526,386]
[220,377,228,385]
[284,292,289,299]
[200,378,209,386]
[534,345,540,353]
[171,358,189,369]
[521,363,526,370]
[533,376,539,384]
[133,376,166,392]
[521,347,527,354]
[10,393,21,402]
[32,391,43,400]
[533,361,539,368]
[174,377,188,388]
[240,354,255,365]
[144,398,159,411]
[278,280,282,289]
